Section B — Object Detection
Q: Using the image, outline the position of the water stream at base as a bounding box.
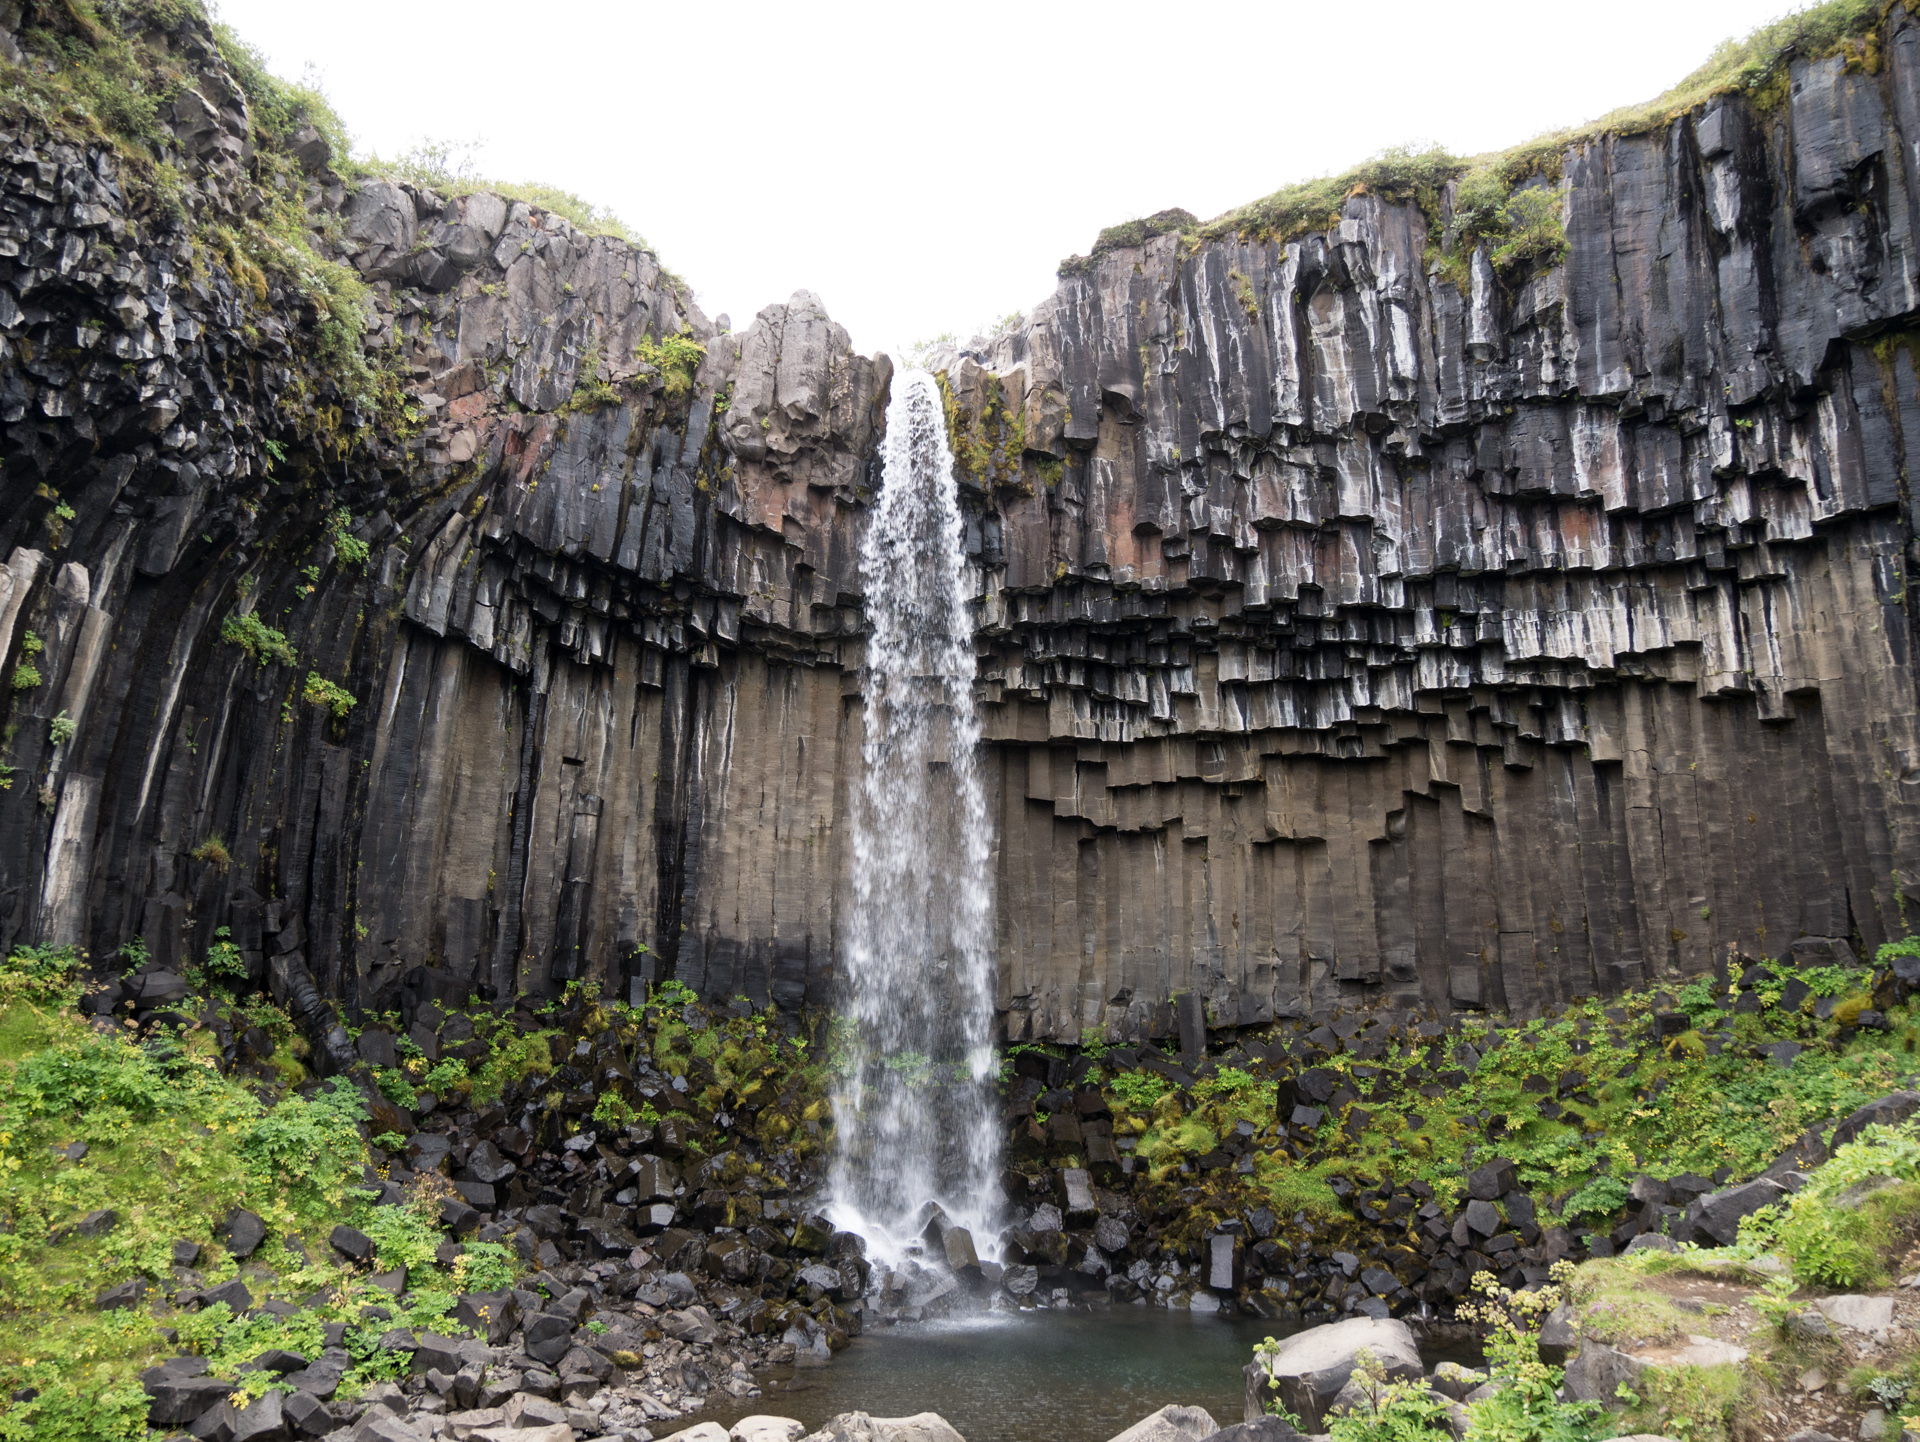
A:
[827,369,999,1266]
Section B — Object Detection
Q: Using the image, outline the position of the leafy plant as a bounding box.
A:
[302,672,355,718]
[372,1068,416,1108]
[221,611,297,668]
[1458,1261,1610,1442]
[1108,1069,1172,1112]
[202,926,246,980]
[191,837,233,869]
[1562,1175,1631,1220]
[1325,1348,1451,1442]
[46,712,75,746]
[327,509,370,567]
[10,662,41,690]
[634,328,705,400]
[592,1091,637,1127]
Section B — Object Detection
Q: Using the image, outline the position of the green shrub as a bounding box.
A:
[202,926,246,979]
[1107,1069,1171,1112]
[1325,1349,1449,1442]
[1562,1174,1632,1220]
[221,611,297,668]
[1746,1122,1920,1286]
[46,712,75,746]
[303,672,355,718]
[372,1068,416,1108]
[9,663,40,689]
[327,509,370,567]
[1459,1262,1611,1441]
[634,329,705,401]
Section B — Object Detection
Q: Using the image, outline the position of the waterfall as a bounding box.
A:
[829,369,998,1267]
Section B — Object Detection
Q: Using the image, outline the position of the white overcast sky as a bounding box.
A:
[215,0,1800,357]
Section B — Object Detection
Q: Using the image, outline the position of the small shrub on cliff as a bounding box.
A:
[635,328,706,401]
[8,661,39,689]
[328,509,370,567]
[191,836,232,868]
[302,671,356,718]
[221,611,297,668]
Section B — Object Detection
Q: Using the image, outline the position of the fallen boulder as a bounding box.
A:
[1103,1407,1218,1442]
[1248,1316,1422,1430]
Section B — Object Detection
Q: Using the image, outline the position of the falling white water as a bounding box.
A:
[829,369,998,1269]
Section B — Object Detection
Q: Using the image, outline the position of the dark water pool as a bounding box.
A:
[689,1306,1275,1442]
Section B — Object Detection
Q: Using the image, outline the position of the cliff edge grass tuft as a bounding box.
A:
[1063,0,1886,274]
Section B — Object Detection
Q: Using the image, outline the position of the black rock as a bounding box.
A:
[1678,1178,1790,1247]
[219,1208,266,1259]
[523,1313,574,1365]
[95,1278,145,1311]
[1467,1158,1517,1201]
[329,1224,373,1262]
[1829,1091,1920,1150]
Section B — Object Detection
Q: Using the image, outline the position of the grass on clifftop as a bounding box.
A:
[1064,0,1887,273]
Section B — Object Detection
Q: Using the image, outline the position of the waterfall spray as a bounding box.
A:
[829,369,998,1267]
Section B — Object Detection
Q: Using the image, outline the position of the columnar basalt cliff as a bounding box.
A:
[2,4,1919,1047]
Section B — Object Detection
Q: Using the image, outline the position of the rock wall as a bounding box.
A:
[4,5,1920,1041]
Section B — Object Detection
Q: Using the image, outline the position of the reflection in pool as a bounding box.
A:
[689,1305,1276,1442]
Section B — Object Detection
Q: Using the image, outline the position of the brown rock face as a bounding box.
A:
[1,6,1919,1043]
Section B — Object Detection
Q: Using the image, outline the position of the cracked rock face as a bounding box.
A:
[3,3,1920,1043]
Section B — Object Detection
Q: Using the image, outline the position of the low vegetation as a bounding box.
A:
[1063,0,1886,281]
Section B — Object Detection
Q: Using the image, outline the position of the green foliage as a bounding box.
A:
[1206,144,1463,248]
[591,1090,637,1127]
[371,137,655,249]
[233,1081,368,1210]
[0,944,373,1439]
[450,1241,517,1293]
[210,22,352,165]
[1459,1263,1610,1442]
[221,611,297,668]
[423,1058,470,1096]
[1878,935,1920,965]
[46,711,75,746]
[302,672,355,719]
[1562,1174,1632,1220]
[0,1362,149,1442]
[202,926,246,979]
[357,1197,443,1275]
[9,662,40,690]
[1487,187,1568,271]
[634,328,706,401]
[1107,1069,1172,1112]
[1752,1121,1920,1286]
[563,339,620,414]
[1325,1349,1450,1442]
[328,510,370,567]
[372,1068,415,1108]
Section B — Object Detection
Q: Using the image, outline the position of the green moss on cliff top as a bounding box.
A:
[1062,0,1888,272]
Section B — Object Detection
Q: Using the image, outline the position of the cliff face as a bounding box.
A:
[3,5,1919,1044]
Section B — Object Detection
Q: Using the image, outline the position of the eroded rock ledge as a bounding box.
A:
[1,4,1919,1040]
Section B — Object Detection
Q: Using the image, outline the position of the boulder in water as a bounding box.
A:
[730,1419,807,1442]
[799,1413,966,1442]
[1102,1405,1219,1442]
[1251,1316,1422,1430]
